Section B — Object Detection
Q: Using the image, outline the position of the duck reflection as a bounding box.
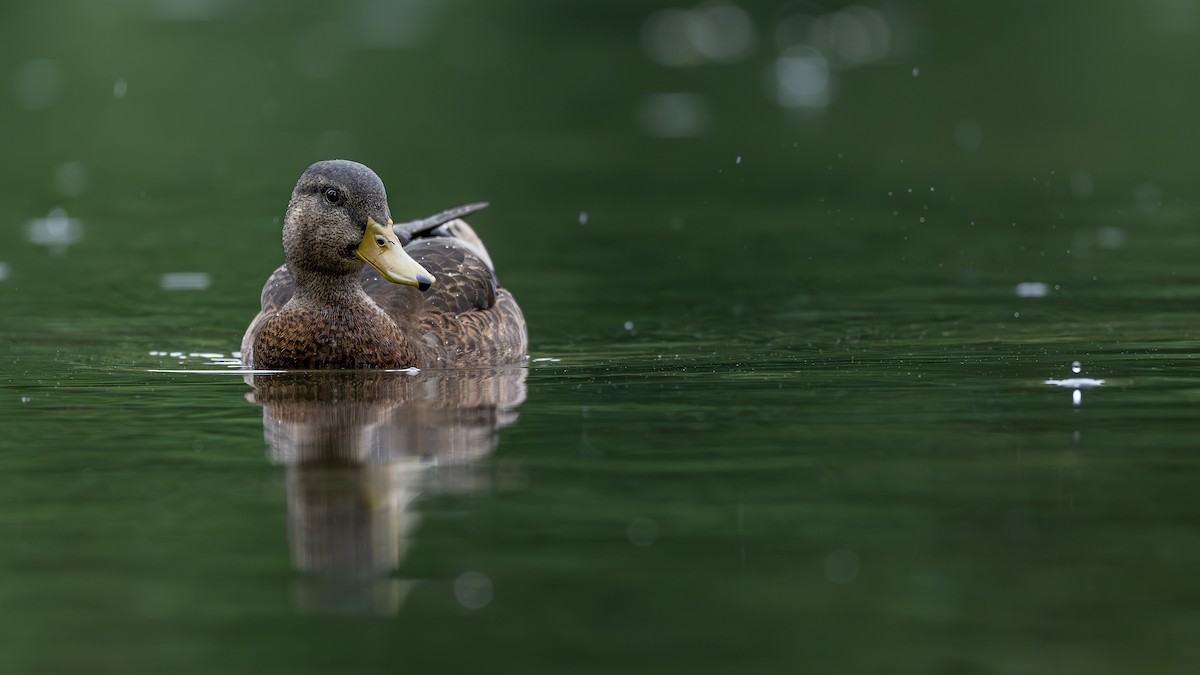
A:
[245,367,526,614]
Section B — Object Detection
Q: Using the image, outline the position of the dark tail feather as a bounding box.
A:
[393,202,490,243]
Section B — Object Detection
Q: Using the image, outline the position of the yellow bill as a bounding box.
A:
[356,216,436,291]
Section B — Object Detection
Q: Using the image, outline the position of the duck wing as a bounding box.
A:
[363,222,526,366]
[362,233,498,318]
[241,264,295,363]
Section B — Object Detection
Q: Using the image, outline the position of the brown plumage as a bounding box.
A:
[241,160,527,370]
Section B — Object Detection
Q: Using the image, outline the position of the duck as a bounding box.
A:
[241,160,527,370]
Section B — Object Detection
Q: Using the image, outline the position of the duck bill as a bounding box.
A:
[356,216,436,291]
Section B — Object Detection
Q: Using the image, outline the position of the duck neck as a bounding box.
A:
[290,267,374,308]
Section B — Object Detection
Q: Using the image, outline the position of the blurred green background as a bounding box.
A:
[3,0,1199,338]
[4,1,1200,674]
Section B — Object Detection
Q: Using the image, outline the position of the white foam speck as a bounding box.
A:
[159,272,211,291]
[1045,378,1105,388]
[1015,282,1049,298]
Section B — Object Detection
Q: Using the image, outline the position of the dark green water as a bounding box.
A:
[4,1,1200,673]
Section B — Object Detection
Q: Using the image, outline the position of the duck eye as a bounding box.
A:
[323,188,341,205]
[375,236,388,247]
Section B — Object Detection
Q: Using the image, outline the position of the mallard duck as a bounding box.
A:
[241,160,527,369]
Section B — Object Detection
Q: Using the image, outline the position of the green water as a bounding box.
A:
[4,1,1200,673]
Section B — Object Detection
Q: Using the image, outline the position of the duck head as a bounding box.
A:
[283,160,435,291]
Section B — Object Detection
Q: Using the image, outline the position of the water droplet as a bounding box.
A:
[53,161,89,197]
[1071,361,1082,374]
[26,207,84,255]
[293,22,349,78]
[113,78,127,99]
[156,0,227,21]
[641,9,703,66]
[772,46,832,109]
[1135,184,1162,212]
[313,129,355,158]
[1149,0,1199,34]
[911,65,920,77]
[954,120,982,151]
[690,2,758,63]
[1070,170,1094,200]
[638,92,712,138]
[641,3,757,66]
[13,59,63,111]
[453,571,493,610]
[351,0,435,49]
[827,7,891,65]
[824,548,860,583]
